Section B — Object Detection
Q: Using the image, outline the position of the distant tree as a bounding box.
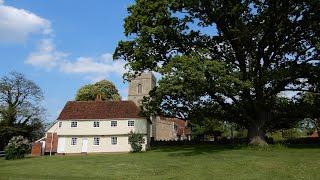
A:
[75,80,121,101]
[115,0,320,145]
[300,92,320,137]
[0,72,46,150]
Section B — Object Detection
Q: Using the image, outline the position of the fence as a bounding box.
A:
[0,151,5,157]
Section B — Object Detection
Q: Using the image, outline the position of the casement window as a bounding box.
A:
[71,137,77,145]
[93,121,100,127]
[59,122,62,128]
[71,121,77,127]
[128,120,134,127]
[93,137,100,145]
[111,121,117,127]
[111,137,117,145]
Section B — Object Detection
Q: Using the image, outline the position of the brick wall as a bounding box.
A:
[45,133,58,153]
[153,117,176,140]
[31,142,42,156]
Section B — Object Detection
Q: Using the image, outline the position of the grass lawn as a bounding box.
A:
[0,144,319,180]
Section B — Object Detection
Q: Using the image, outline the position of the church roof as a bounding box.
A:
[57,101,143,120]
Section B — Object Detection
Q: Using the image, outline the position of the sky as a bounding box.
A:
[0,0,134,122]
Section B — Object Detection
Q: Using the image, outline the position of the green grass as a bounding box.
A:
[0,145,319,180]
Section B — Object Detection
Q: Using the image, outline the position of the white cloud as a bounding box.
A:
[59,53,126,75]
[25,39,67,69]
[26,39,126,80]
[0,1,51,43]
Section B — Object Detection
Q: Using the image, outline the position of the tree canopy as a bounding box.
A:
[75,80,121,101]
[115,0,320,145]
[0,72,46,150]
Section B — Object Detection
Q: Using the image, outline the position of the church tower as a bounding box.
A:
[128,72,156,106]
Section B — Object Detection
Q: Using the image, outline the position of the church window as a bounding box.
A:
[138,84,142,94]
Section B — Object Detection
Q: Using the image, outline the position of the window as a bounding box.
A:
[59,122,62,128]
[71,137,77,145]
[128,120,134,127]
[111,137,117,145]
[174,124,178,131]
[93,121,100,127]
[111,121,117,127]
[71,121,77,127]
[93,137,100,145]
[138,84,142,94]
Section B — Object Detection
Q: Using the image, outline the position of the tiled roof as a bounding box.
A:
[57,101,142,120]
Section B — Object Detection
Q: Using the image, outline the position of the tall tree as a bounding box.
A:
[115,0,320,145]
[0,72,46,150]
[75,80,121,101]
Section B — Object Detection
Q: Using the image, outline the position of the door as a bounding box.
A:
[57,137,65,153]
[82,138,88,153]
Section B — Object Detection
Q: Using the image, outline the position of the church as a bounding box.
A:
[31,73,191,155]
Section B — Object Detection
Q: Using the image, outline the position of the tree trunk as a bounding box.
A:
[247,123,267,146]
[316,118,320,138]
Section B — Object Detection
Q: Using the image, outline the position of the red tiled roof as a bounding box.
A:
[57,101,142,120]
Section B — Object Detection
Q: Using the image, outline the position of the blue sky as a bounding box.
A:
[0,0,134,122]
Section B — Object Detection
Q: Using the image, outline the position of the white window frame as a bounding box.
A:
[93,121,100,128]
[71,121,77,128]
[59,122,62,128]
[128,120,134,127]
[111,121,117,127]
[111,137,117,145]
[93,137,100,146]
[71,137,77,145]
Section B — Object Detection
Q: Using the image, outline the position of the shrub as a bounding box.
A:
[128,131,145,152]
[5,136,30,160]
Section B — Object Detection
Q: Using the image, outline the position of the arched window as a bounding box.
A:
[138,84,142,94]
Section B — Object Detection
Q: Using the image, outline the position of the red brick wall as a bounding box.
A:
[45,133,58,153]
[31,142,42,156]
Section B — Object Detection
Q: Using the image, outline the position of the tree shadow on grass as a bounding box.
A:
[151,144,242,157]
[150,143,320,157]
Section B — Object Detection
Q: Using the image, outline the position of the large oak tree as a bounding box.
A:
[114,0,320,145]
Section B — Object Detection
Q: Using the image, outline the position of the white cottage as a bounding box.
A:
[40,101,151,155]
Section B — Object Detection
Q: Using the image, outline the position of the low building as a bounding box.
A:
[152,116,191,141]
[37,101,151,155]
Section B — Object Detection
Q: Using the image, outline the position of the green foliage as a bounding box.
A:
[75,80,121,101]
[5,136,30,160]
[0,72,46,150]
[281,129,302,139]
[128,131,145,152]
[115,0,320,145]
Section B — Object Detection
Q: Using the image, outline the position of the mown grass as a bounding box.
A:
[0,144,319,180]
